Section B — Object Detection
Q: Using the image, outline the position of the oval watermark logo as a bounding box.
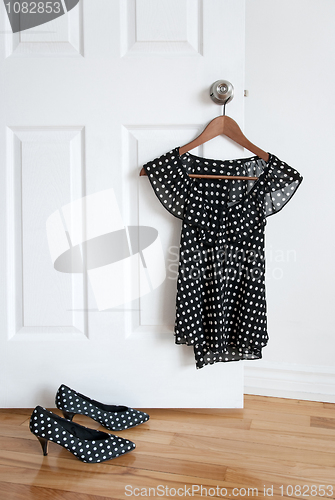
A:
[46,189,166,310]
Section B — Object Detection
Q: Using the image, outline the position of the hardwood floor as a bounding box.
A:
[1,395,335,499]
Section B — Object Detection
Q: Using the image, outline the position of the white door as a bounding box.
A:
[0,0,246,408]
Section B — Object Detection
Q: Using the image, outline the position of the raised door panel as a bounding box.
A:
[121,0,202,55]
[6,127,87,340]
[3,2,83,57]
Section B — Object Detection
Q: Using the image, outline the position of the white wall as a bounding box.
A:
[244,0,335,401]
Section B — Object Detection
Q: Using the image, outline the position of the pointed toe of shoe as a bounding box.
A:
[136,410,150,426]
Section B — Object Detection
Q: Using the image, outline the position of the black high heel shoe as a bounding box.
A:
[55,384,150,431]
[29,406,136,463]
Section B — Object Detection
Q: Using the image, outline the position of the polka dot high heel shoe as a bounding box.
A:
[55,384,150,431]
[30,406,136,463]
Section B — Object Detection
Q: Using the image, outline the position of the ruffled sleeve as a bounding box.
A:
[142,147,191,220]
[261,155,303,217]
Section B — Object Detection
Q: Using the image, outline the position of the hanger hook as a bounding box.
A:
[222,95,233,116]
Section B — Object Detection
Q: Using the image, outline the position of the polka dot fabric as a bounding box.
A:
[56,384,150,431]
[143,147,303,369]
[29,406,136,463]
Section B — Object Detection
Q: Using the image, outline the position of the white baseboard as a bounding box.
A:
[244,361,335,403]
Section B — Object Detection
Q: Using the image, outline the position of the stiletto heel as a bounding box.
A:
[55,384,150,431]
[29,406,136,463]
[61,410,75,421]
[37,435,48,455]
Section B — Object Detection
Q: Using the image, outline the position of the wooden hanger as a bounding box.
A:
[139,114,269,180]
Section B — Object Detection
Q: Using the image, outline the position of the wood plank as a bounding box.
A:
[141,408,252,428]
[168,432,335,468]
[241,408,310,426]
[146,406,311,427]
[245,395,335,418]
[139,417,335,453]
[0,409,31,416]
[324,402,335,410]
[251,417,335,440]
[174,407,245,416]
[245,394,325,409]
[0,423,37,440]
[0,481,116,500]
[311,416,335,430]
[0,413,31,426]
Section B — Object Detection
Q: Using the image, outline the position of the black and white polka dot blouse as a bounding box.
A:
[143,148,303,369]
